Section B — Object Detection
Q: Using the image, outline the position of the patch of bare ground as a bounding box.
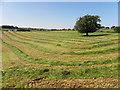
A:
[26,77,119,88]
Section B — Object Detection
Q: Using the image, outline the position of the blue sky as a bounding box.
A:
[2,2,118,29]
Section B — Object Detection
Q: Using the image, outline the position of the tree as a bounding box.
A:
[15,26,18,29]
[68,28,71,31]
[113,26,120,33]
[105,27,109,29]
[101,26,105,29]
[111,26,115,29]
[74,15,101,36]
[96,24,102,29]
[2,25,15,29]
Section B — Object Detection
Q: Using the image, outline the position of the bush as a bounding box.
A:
[114,26,120,33]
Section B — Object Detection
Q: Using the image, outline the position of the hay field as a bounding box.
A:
[2,30,119,88]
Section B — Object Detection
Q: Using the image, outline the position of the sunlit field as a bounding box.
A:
[1,30,119,88]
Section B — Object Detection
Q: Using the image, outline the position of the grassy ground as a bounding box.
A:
[1,30,119,88]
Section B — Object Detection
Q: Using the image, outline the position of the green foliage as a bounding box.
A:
[111,26,115,29]
[113,26,120,33]
[97,29,115,33]
[74,15,101,36]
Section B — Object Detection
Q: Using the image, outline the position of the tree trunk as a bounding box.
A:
[86,32,88,36]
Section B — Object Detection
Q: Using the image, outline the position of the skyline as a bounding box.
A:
[2,2,118,29]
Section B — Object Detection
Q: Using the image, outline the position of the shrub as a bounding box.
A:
[114,26,120,33]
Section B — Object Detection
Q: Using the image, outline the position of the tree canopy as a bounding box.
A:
[74,15,101,36]
[113,26,120,33]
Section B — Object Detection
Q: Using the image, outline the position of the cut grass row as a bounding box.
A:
[14,31,118,46]
[15,30,117,41]
[15,31,118,42]
[2,31,119,88]
[4,32,118,62]
[13,32,100,45]
[14,32,85,45]
[2,45,26,70]
[2,39,119,67]
[2,42,118,70]
[8,32,119,50]
[5,32,118,55]
[3,32,119,56]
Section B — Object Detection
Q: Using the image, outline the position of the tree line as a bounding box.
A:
[1,15,120,34]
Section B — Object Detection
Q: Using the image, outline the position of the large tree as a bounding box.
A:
[74,15,101,36]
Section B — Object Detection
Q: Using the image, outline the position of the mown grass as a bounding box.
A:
[2,40,118,67]
[2,65,118,88]
[12,31,118,47]
[2,65,118,80]
[14,32,118,45]
[97,29,115,33]
[2,44,26,70]
[2,30,119,88]
[14,30,118,41]
[3,32,119,55]
[3,32,118,63]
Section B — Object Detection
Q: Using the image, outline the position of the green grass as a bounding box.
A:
[2,30,119,88]
[12,31,118,46]
[3,32,119,55]
[2,65,118,80]
[2,40,118,67]
[97,29,115,33]
[2,65,118,88]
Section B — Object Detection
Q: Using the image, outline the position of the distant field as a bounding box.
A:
[1,30,119,88]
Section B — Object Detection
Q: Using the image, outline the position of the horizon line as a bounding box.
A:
[1,24,117,29]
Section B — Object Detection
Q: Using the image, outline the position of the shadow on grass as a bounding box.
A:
[82,34,110,37]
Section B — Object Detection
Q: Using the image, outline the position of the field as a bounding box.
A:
[1,30,119,88]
